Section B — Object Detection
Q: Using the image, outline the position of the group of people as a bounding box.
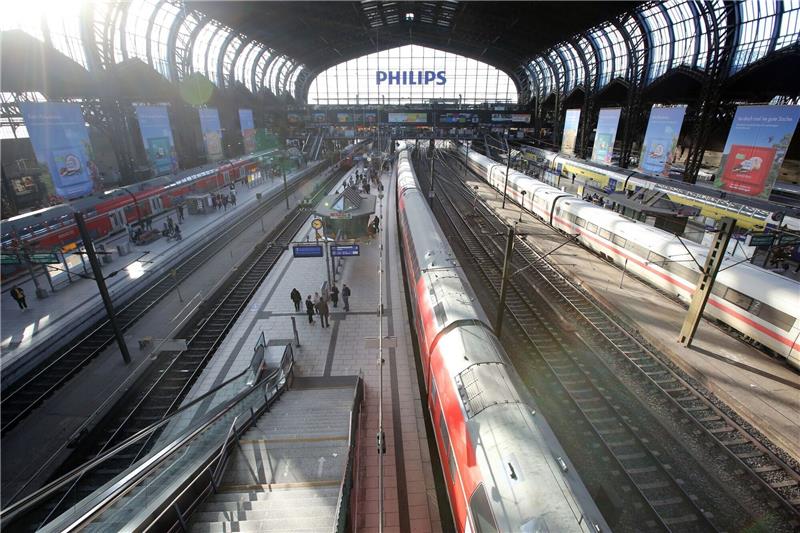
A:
[348,169,384,196]
[161,216,182,241]
[290,283,352,328]
[367,215,381,238]
[211,191,236,211]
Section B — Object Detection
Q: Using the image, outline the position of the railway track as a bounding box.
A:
[423,149,800,531]
[0,162,330,435]
[21,165,347,528]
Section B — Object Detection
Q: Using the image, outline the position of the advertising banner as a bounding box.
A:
[714,105,800,199]
[591,108,621,164]
[20,102,98,199]
[239,108,256,153]
[336,112,353,123]
[198,107,223,161]
[134,104,177,176]
[439,112,479,124]
[638,105,687,176]
[491,113,531,123]
[364,111,378,124]
[561,108,581,154]
[388,112,428,123]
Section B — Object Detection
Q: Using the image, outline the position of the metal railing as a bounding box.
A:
[0,340,293,533]
[333,378,364,533]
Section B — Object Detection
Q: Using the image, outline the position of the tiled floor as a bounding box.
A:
[182,164,443,532]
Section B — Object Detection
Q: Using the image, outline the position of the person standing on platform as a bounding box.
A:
[230,192,236,206]
[176,205,183,223]
[222,194,228,212]
[314,292,321,314]
[342,284,351,312]
[290,288,302,312]
[330,283,339,308]
[10,285,27,310]
[305,295,315,325]
[167,216,175,234]
[317,297,330,328]
[174,224,182,241]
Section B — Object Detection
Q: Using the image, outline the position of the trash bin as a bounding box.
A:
[117,243,129,257]
[98,244,113,264]
[256,192,262,201]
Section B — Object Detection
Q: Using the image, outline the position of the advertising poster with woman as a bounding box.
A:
[714,105,800,199]
[638,105,686,176]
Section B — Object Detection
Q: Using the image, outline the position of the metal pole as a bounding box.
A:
[282,157,289,210]
[464,140,469,178]
[290,316,300,347]
[74,212,131,364]
[619,258,628,288]
[519,191,527,222]
[429,145,435,201]
[494,224,515,337]
[501,135,511,209]
[22,253,47,298]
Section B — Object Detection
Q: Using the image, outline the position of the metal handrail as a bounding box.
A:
[332,378,363,533]
[34,357,292,533]
[0,360,254,524]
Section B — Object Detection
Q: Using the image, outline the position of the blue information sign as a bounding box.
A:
[331,245,360,257]
[293,245,324,258]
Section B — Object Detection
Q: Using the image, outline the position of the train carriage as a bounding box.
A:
[397,142,608,532]
[457,144,800,368]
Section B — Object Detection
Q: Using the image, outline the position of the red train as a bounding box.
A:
[1,154,265,254]
[396,142,607,532]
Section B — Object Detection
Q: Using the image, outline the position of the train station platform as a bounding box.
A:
[175,164,444,532]
[0,163,322,386]
[465,172,800,463]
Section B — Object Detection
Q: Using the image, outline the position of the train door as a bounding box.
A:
[108,208,127,232]
[149,196,163,215]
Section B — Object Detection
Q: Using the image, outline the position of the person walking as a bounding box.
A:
[290,288,302,312]
[230,192,236,206]
[10,285,27,310]
[174,224,182,241]
[317,297,330,328]
[314,292,321,314]
[342,283,351,312]
[372,215,380,233]
[330,283,339,308]
[176,205,183,222]
[305,295,316,324]
[167,216,175,234]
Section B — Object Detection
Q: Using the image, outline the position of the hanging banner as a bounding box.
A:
[714,105,800,199]
[638,105,686,176]
[19,102,98,199]
[591,108,622,165]
[198,107,223,161]
[239,108,256,153]
[134,105,177,176]
[561,109,581,154]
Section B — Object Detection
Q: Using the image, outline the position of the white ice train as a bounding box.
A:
[396,142,609,532]
[455,144,800,370]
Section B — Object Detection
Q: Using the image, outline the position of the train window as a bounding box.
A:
[469,484,499,533]
[612,234,627,247]
[664,261,700,285]
[754,302,795,331]
[723,288,753,310]
[711,282,727,297]
[599,228,612,240]
[586,223,598,233]
[438,406,456,482]
[574,217,586,228]
[647,252,667,266]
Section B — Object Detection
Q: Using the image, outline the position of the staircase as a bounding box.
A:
[189,377,360,533]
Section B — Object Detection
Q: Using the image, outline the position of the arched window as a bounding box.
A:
[307,44,517,105]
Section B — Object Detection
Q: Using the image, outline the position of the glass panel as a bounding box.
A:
[731,0,778,73]
[723,287,754,309]
[221,35,243,87]
[470,484,499,533]
[640,3,672,81]
[307,44,517,105]
[776,0,800,50]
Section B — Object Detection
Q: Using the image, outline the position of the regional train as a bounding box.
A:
[396,142,609,532]
[520,145,800,231]
[0,153,269,251]
[456,144,800,369]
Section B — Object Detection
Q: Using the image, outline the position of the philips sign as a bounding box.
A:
[376,70,446,85]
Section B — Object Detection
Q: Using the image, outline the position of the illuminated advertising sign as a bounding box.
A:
[364,112,377,124]
[239,109,256,153]
[134,104,177,176]
[20,102,98,198]
[312,112,327,123]
[376,70,446,85]
[198,107,223,161]
[439,112,479,124]
[287,113,303,125]
[561,109,581,154]
[591,108,621,165]
[714,105,800,199]
[336,112,353,123]
[388,112,428,124]
[491,113,531,123]
[638,105,686,176]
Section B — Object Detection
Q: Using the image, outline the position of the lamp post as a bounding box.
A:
[501,133,512,209]
[281,151,289,210]
[472,185,480,214]
[519,190,527,222]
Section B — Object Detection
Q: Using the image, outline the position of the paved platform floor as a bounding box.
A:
[0,164,319,379]
[0,167,331,505]
[181,164,444,532]
[464,171,800,463]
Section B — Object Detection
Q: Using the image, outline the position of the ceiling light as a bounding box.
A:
[405,12,414,21]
